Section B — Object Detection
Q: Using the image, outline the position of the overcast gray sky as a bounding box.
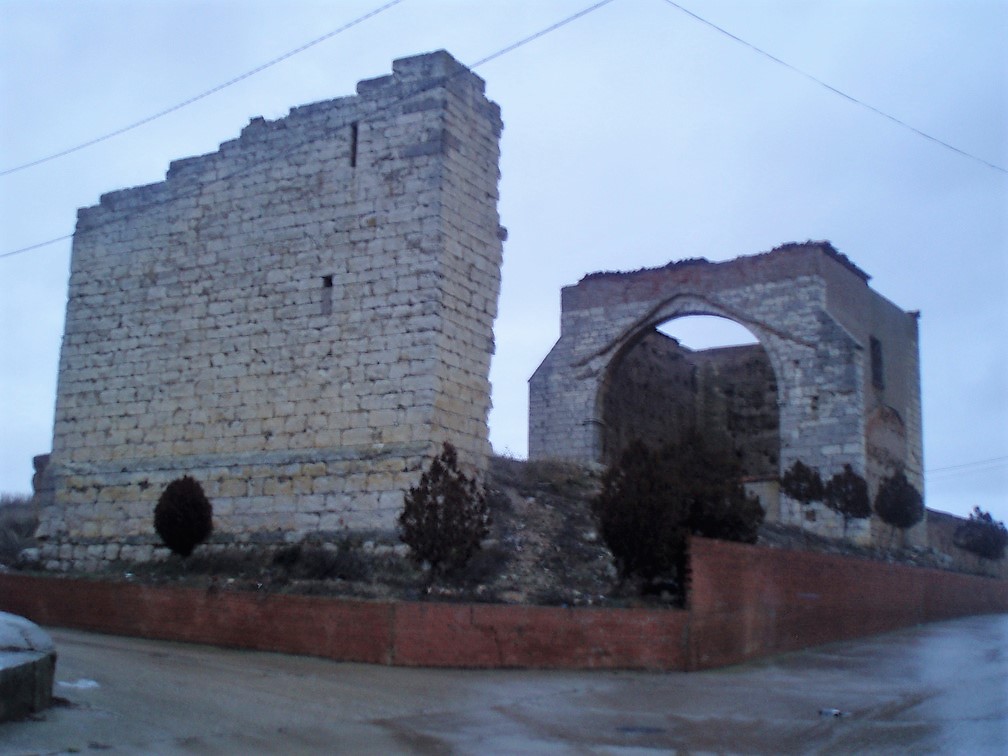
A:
[1,0,1005,523]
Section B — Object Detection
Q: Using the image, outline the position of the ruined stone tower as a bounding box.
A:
[37,51,504,570]
[529,243,924,545]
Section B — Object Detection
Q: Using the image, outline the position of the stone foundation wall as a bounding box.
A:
[37,51,504,570]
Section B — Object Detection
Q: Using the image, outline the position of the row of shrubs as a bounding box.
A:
[152,438,752,603]
[781,459,1008,560]
[781,460,923,534]
[148,441,1006,602]
[151,443,490,578]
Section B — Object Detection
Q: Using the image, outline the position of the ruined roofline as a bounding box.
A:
[578,240,871,286]
[81,50,492,220]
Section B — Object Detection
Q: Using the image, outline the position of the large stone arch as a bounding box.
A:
[529,242,924,544]
[594,302,781,476]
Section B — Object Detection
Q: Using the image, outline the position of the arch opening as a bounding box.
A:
[598,315,781,482]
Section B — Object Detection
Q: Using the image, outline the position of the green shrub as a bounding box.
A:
[398,443,490,575]
[154,476,213,557]
[677,434,764,544]
[874,470,923,531]
[954,507,1008,561]
[592,441,690,587]
[824,465,871,528]
[690,487,765,544]
[593,435,765,594]
[780,460,824,505]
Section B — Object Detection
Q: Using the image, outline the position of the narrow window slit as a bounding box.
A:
[870,336,884,390]
[321,275,334,315]
[350,122,358,167]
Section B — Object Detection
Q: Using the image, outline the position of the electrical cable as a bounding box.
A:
[470,0,616,68]
[660,0,1007,174]
[926,455,1008,479]
[0,0,408,178]
[929,455,1008,473]
[0,234,73,260]
[0,0,616,261]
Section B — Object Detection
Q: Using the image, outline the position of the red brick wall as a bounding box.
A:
[0,575,687,670]
[391,603,687,669]
[0,575,393,664]
[2,540,1005,671]
[688,537,1008,669]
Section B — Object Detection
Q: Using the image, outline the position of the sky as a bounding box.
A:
[1,0,1005,523]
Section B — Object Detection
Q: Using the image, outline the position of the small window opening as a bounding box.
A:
[321,275,334,315]
[870,336,885,390]
[350,122,359,168]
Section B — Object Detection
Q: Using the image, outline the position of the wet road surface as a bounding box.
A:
[2,613,1006,754]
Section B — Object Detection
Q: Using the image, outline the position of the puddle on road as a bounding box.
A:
[59,678,101,690]
[615,725,667,735]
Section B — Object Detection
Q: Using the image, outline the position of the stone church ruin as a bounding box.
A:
[36,51,504,570]
[529,242,924,545]
[32,46,928,571]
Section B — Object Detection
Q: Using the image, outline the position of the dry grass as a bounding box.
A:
[489,455,600,499]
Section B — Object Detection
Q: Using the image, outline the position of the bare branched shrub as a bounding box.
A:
[154,476,213,557]
[399,443,490,575]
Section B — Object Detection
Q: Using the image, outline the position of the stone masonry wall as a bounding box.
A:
[529,243,923,546]
[36,51,504,571]
[692,344,779,478]
[600,330,696,463]
[601,331,778,478]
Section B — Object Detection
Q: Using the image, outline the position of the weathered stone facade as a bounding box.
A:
[36,51,504,570]
[529,242,924,545]
[601,332,779,478]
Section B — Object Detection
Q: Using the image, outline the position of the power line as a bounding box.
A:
[929,455,1008,473]
[926,455,1008,478]
[0,0,408,178]
[470,0,616,69]
[0,0,616,261]
[660,0,1007,175]
[0,234,73,260]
